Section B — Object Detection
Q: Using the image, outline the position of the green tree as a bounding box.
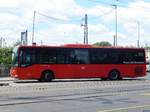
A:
[0,47,12,66]
[93,41,112,46]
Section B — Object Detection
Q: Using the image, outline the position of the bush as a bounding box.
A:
[0,47,12,66]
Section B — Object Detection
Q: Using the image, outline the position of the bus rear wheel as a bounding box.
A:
[39,71,54,82]
[109,70,120,80]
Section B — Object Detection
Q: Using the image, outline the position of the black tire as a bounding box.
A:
[101,78,107,81]
[40,71,54,82]
[109,70,120,80]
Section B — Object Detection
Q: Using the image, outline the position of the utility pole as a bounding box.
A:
[85,14,88,44]
[3,38,6,48]
[0,37,2,48]
[0,37,6,48]
[32,11,36,44]
[112,5,118,46]
[112,0,118,46]
[113,35,116,46]
[21,30,28,45]
[137,21,140,47]
[115,5,117,46]
[40,40,43,45]
[81,14,88,44]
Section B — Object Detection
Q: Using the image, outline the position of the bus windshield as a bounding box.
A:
[12,46,19,67]
[19,48,36,67]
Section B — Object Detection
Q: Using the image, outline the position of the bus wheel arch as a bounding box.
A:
[39,70,54,82]
[108,69,121,80]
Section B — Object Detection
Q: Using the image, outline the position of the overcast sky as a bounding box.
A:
[0,0,150,47]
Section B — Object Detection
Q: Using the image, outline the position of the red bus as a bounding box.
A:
[10,44,146,82]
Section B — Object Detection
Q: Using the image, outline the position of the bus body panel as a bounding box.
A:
[10,64,146,80]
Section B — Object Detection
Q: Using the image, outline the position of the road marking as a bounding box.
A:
[1,110,13,112]
[141,93,150,96]
[97,104,150,112]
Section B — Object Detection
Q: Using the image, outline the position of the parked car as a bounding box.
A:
[146,60,150,72]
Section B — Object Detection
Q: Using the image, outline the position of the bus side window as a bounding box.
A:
[57,49,71,64]
[71,49,89,64]
[123,51,144,63]
[90,49,108,64]
[108,52,121,64]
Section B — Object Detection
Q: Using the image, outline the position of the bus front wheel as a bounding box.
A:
[108,70,120,80]
[39,70,54,82]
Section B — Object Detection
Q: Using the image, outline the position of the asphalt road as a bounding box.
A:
[0,73,150,112]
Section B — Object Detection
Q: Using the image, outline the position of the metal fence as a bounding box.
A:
[0,64,11,77]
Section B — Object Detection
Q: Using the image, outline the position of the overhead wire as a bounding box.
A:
[35,0,143,24]
[88,8,114,21]
[34,0,150,35]
[87,0,150,10]
[35,11,69,22]
[86,0,114,6]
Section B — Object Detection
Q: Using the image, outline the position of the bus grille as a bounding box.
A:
[134,67,143,76]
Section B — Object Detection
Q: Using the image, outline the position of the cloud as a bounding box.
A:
[109,0,150,46]
[0,0,150,47]
[0,0,21,7]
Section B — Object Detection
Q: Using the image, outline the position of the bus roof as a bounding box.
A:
[18,44,145,50]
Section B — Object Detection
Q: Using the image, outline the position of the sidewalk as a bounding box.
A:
[0,77,14,81]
